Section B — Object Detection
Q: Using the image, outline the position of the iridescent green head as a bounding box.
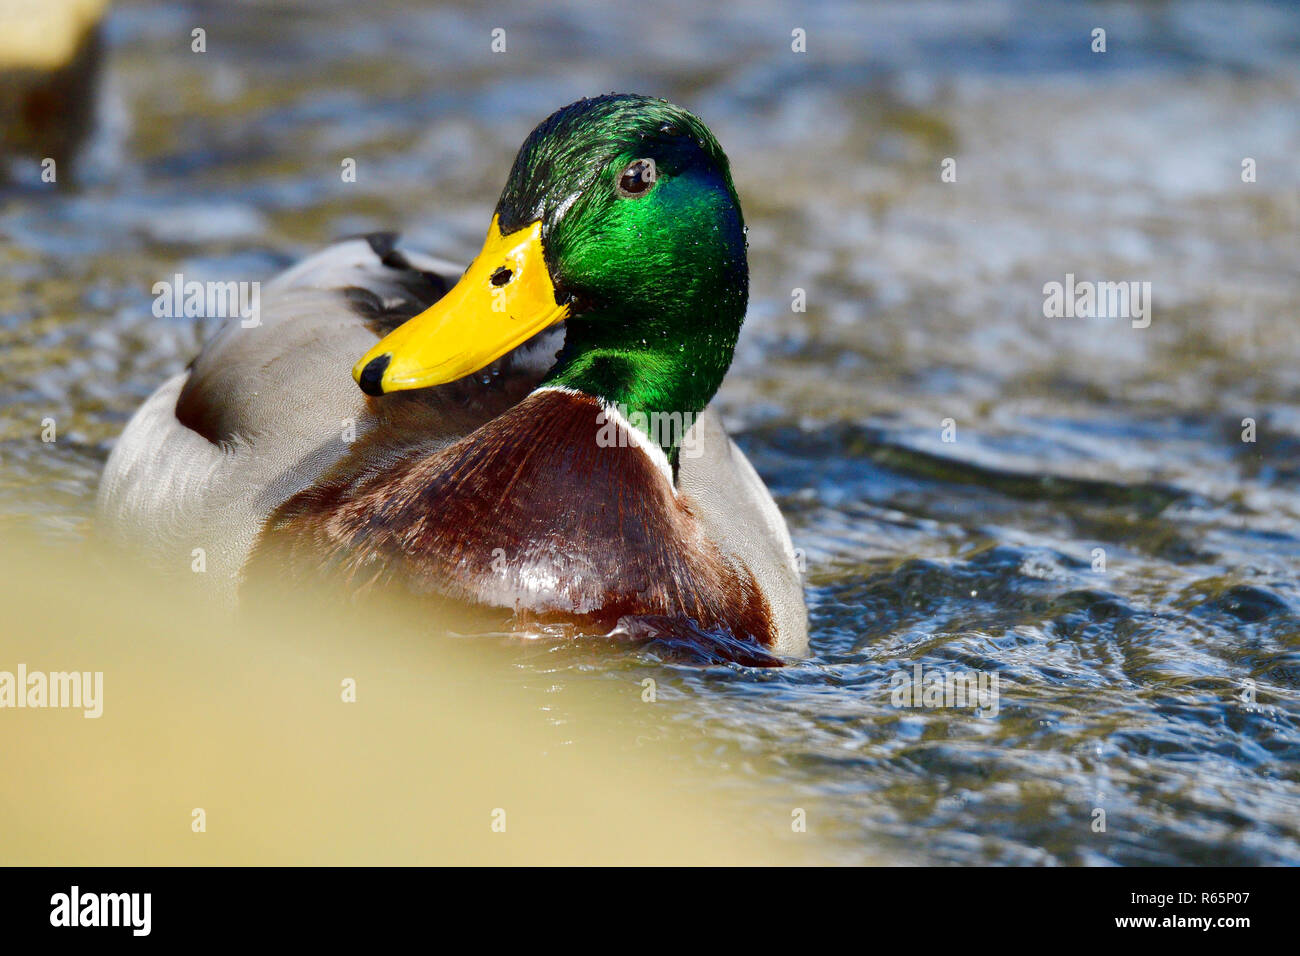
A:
[355,94,748,462]
[503,94,748,446]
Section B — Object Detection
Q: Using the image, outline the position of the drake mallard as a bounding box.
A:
[98,94,808,660]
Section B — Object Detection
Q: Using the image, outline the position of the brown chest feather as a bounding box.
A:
[255,390,775,647]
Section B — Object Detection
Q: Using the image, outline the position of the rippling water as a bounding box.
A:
[3,0,1299,864]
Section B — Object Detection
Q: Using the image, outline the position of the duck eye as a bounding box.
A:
[490,267,513,286]
[617,158,657,198]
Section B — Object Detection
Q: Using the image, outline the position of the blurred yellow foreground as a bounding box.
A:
[0,532,811,865]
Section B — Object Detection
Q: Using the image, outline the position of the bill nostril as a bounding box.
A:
[358,354,391,396]
[490,267,513,287]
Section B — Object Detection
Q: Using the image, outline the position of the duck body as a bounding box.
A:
[259,386,783,648]
[98,94,809,659]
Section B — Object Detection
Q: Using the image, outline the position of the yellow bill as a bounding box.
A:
[353,216,568,395]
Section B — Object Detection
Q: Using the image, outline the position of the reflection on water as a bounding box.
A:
[2,0,1299,864]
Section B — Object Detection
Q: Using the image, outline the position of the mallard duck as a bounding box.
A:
[98,94,808,660]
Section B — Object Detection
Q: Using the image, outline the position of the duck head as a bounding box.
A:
[353,93,748,463]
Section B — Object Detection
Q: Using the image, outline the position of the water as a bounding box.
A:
[3,0,1299,864]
